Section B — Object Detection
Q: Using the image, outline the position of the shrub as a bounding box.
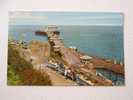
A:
[7,65,22,85]
[8,44,52,85]
[20,69,51,85]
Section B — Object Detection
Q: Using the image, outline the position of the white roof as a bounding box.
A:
[80,55,93,60]
[53,45,60,48]
[69,46,77,49]
[45,25,58,32]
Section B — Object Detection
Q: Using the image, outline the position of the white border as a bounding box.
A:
[0,0,133,100]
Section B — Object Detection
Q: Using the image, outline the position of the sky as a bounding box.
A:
[9,11,123,26]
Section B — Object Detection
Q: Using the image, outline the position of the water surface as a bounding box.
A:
[9,25,124,63]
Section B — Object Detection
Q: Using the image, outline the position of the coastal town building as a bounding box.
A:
[80,55,93,64]
[69,46,78,51]
[45,25,60,37]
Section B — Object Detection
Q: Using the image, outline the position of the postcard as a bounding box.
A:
[8,12,124,86]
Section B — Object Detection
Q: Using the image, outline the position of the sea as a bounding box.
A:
[9,25,125,85]
[9,25,124,63]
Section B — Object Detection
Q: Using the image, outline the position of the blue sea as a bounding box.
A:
[9,25,124,63]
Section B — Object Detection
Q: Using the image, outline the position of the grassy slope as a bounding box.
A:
[8,44,52,85]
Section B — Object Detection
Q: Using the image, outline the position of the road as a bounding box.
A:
[41,66,77,86]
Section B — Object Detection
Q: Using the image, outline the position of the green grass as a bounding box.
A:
[8,43,52,85]
[7,65,21,85]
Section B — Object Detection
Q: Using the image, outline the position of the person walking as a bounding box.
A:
[64,68,68,79]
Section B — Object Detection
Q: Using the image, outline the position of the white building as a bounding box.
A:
[45,25,58,32]
[80,55,93,64]
[69,46,77,51]
[45,25,59,37]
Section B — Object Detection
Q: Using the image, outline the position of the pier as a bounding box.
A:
[40,25,113,86]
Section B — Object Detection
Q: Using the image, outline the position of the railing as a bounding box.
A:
[46,62,91,86]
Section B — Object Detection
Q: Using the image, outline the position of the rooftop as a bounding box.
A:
[45,25,59,32]
[80,55,93,60]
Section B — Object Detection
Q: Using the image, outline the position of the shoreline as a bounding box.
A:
[9,39,125,75]
[9,38,124,64]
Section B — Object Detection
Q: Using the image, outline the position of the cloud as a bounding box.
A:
[8,12,122,26]
[9,12,45,25]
